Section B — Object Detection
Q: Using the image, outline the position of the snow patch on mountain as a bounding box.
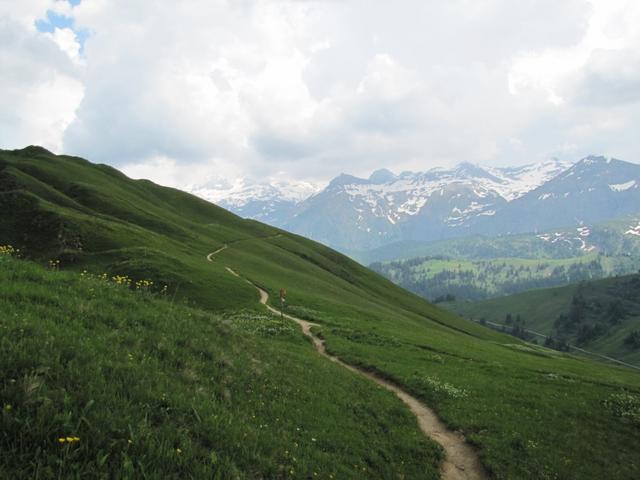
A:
[626,223,640,236]
[486,158,574,201]
[609,180,636,192]
[536,228,595,252]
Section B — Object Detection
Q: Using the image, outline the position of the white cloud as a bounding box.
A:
[505,0,640,162]
[0,10,83,152]
[356,54,418,100]
[0,0,56,29]
[47,26,81,61]
[507,0,633,105]
[121,154,241,189]
[1,0,640,187]
[16,72,84,152]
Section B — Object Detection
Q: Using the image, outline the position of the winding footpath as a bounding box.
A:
[208,246,488,480]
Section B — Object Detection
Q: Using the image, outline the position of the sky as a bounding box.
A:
[1,0,640,188]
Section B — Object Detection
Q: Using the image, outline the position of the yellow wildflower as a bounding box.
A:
[58,436,80,444]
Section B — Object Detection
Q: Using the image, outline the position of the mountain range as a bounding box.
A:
[190,156,640,252]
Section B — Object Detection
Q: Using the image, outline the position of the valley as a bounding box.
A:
[448,273,640,367]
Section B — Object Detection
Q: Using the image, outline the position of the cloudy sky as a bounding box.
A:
[1,0,640,187]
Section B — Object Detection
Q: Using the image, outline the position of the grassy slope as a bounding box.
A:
[0,255,440,479]
[1,147,640,479]
[448,274,640,365]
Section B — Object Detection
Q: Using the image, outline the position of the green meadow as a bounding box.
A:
[0,254,439,479]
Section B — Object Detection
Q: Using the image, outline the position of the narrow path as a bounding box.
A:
[206,245,228,261]
[208,250,488,480]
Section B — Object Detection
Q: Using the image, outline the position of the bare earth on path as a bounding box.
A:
[207,248,488,480]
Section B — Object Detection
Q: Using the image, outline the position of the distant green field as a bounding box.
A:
[2,147,640,479]
[370,254,640,301]
[448,273,640,367]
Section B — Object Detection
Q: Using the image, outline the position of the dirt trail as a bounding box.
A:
[206,245,228,261]
[207,249,488,480]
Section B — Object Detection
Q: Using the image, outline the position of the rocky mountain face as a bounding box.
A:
[188,156,640,252]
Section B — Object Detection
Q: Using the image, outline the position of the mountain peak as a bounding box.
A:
[328,173,367,188]
[580,155,611,165]
[565,155,634,175]
[368,168,396,184]
[454,162,500,181]
[13,145,54,157]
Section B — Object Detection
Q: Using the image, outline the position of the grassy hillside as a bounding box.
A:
[0,254,440,479]
[448,273,640,366]
[370,253,640,301]
[2,146,640,479]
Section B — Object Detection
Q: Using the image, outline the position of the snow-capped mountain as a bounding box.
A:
[485,156,640,237]
[485,158,577,201]
[188,156,640,252]
[284,158,576,250]
[188,178,322,225]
